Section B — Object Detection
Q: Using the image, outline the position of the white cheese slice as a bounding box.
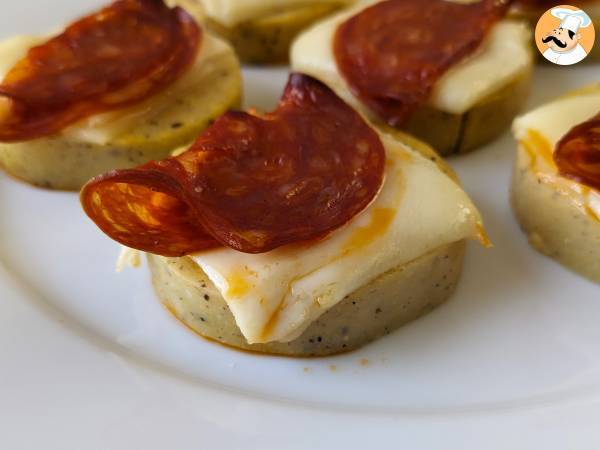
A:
[0,30,233,145]
[512,87,600,219]
[290,2,531,116]
[200,0,355,27]
[189,131,483,344]
[513,91,600,147]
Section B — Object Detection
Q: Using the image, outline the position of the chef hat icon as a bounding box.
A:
[551,8,592,33]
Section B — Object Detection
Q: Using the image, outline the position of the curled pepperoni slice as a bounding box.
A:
[0,0,201,142]
[333,0,512,127]
[81,168,218,257]
[554,112,600,191]
[81,74,386,256]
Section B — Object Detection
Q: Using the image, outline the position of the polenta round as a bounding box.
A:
[0,28,242,190]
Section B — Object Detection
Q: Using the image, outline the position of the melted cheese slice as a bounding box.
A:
[291,2,531,115]
[188,132,483,344]
[512,86,600,219]
[200,0,355,27]
[0,28,233,145]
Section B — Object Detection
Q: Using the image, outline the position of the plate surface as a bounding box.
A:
[1,2,600,449]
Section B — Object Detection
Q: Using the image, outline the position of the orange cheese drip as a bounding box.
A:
[226,268,253,298]
[521,128,600,223]
[476,223,492,248]
[521,129,555,170]
[260,305,283,342]
[342,207,396,254]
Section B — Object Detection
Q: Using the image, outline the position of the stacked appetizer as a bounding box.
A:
[512,85,600,282]
[81,74,487,356]
[200,0,356,64]
[0,0,241,190]
[511,0,600,62]
[291,0,533,155]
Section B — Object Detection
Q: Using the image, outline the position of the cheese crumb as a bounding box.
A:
[116,247,141,272]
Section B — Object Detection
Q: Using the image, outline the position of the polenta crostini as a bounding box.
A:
[81,74,487,356]
[0,0,241,190]
[291,0,533,156]
[511,85,600,282]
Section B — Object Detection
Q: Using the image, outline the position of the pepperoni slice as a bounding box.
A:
[81,74,386,256]
[0,0,201,142]
[554,112,600,191]
[333,0,512,127]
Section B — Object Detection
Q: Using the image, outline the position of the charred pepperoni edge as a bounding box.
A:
[81,73,386,256]
[554,111,600,191]
[333,0,512,127]
[0,0,201,142]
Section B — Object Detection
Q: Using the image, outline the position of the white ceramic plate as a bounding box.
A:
[2,2,600,449]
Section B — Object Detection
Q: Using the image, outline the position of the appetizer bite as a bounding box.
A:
[511,85,600,282]
[0,0,241,190]
[291,0,533,156]
[200,0,356,64]
[511,0,600,62]
[81,74,486,356]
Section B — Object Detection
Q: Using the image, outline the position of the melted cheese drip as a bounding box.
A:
[512,88,600,221]
[200,0,355,27]
[290,2,531,115]
[116,247,141,273]
[189,131,484,344]
[0,29,232,144]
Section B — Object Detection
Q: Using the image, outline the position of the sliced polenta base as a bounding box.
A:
[149,241,465,356]
[404,70,532,155]
[205,2,353,64]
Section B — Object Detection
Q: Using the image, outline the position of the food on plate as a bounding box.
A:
[200,0,356,64]
[291,0,533,156]
[511,84,600,283]
[81,73,487,356]
[0,0,241,190]
[511,0,600,62]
